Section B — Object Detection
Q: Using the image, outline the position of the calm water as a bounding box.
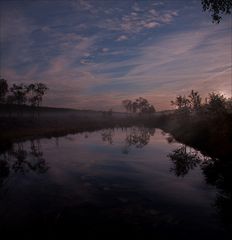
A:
[0,128,231,239]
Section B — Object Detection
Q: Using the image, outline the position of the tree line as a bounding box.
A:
[171,90,232,114]
[0,77,48,115]
[166,89,232,161]
[120,91,232,116]
[122,97,155,114]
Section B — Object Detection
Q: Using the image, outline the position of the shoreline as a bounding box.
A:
[1,112,231,161]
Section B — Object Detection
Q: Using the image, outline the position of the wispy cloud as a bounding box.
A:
[85,23,231,110]
[0,0,231,111]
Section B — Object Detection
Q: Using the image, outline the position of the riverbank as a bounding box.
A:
[159,111,232,160]
[1,110,231,161]
[0,112,159,144]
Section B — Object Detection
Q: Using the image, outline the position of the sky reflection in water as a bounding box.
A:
[0,128,230,239]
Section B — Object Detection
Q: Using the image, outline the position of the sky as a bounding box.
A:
[0,0,231,111]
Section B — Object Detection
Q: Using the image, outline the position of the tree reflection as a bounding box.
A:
[202,158,232,228]
[10,141,48,174]
[122,127,155,154]
[168,145,232,228]
[168,145,201,177]
[100,127,155,153]
[0,140,48,190]
[101,129,114,144]
[0,159,10,189]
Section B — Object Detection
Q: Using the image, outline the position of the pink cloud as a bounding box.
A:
[144,22,160,29]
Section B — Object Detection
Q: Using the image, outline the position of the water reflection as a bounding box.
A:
[101,127,156,154]
[0,140,48,190]
[0,128,231,238]
[168,144,232,230]
[202,158,232,229]
[168,146,201,177]
[101,127,232,230]
[101,129,114,144]
[122,127,155,154]
[100,126,232,230]
[124,127,155,148]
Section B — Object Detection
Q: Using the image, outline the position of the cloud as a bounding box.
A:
[144,22,160,29]
[116,35,128,41]
[149,9,159,16]
[41,26,50,32]
[85,23,231,110]
[97,2,178,35]
[71,0,95,12]
[1,1,230,111]
[159,11,179,23]
[101,48,109,53]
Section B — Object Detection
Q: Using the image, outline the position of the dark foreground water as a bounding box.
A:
[0,128,231,239]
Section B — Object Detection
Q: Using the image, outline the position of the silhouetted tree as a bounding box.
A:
[122,99,133,113]
[0,78,8,104]
[31,83,48,107]
[10,83,27,106]
[188,90,202,111]
[26,83,48,116]
[8,83,28,115]
[226,98,232,112]
[171,95,190,110]
[132,101,138,113]
[207,92,227,113]
[26,84,37,107]
[202,0,232,23]
[135,97,156,114]
[122,98,155,114]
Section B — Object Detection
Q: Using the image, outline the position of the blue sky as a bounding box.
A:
[0,0,231,110]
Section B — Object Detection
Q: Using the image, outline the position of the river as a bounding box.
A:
[0,127,230,239]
